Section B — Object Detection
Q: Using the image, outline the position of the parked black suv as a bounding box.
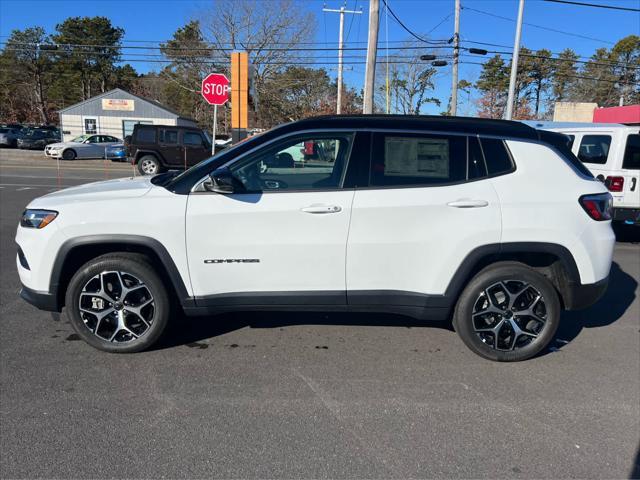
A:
[127,124,212,175]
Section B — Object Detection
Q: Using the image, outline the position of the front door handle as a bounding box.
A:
[301,204,342,214]
[447,199,489,208]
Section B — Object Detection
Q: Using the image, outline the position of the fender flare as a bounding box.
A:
[134,150,165,166]
[50,234,192,309]
[436,241,581,307]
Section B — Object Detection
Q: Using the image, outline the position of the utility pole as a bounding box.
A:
[323,4,362,114]
[450,0,461,116]
[505,0,525,120]
[363,0,380,114]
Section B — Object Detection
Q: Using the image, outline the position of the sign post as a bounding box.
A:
[201,73,230,156]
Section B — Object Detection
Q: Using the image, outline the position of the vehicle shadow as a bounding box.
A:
[631,440,640,480]
[154,261,635,353]
[154,309,452,351]
[614,223,639,244]
[554,261,637,349]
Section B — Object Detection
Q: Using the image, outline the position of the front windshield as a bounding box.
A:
[71,135,90,143]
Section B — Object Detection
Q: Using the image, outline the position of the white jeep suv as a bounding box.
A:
[16,115,615,361]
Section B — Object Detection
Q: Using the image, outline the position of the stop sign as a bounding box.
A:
[201,73,230,105]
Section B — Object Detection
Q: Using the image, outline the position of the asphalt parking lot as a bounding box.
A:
[1,151,639,479]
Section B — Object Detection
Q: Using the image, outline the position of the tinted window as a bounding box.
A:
[578,135,611,164]
[371,134,466,186]
[87,136,100,144]
[136,127,156,144]
[160,129,178,144]
[480,138,513,176]
[183,132,203,146]
[468,136,487,180]
[623,134,640,170]
[230,134,353,192]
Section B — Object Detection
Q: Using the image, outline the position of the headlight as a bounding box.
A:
[20,209,58,229]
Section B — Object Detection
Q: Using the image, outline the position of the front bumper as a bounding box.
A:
[19,285,59,312]
[613,207,640,225]
[564,276,609,310]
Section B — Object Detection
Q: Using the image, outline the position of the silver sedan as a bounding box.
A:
[45,135,121,160]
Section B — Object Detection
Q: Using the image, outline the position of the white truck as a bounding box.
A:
[528,121,639,226]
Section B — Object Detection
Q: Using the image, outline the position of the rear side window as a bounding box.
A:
[160,129,178,144]
[370,134,466,186]
[480,138,514,176]
[184,132,204,146]
[136,127,156,144]
[623,134,640,170]
[578,135,611,164]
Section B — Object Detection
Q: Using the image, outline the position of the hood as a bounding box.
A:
[28,176,155,208]
[46,142,70,149]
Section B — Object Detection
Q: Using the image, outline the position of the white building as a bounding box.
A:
[59,88,198,142]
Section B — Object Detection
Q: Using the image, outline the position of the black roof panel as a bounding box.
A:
[270,114,540,141]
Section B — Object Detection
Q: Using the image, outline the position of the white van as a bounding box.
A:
[527,121,639,226]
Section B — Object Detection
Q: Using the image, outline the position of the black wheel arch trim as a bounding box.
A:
[442,241,582,308]
[134,150,165,165]
[49,234,192,311]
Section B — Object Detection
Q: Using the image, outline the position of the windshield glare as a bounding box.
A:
[71,135,90,143]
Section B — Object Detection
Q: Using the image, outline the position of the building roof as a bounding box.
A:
[59,88,196,122]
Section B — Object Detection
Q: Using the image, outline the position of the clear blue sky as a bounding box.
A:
[1,0,639,115]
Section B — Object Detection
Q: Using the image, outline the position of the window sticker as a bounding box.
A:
[385,137,449,178]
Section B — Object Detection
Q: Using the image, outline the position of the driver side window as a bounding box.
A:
[230,133,353,192]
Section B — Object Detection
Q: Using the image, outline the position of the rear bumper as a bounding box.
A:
[19,285,59,312]
[564,276,609,310]
[613,207,640,225]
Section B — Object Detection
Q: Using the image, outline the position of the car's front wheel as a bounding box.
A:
[453,262,560,362]
[137,155,163,175]
[62,149,76,160]
[65,253,170,353]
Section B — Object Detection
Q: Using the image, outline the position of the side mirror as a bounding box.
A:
[204,167,244,194]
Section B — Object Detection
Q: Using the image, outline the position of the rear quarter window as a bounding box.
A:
[480,138,514,176]
[578,135,611,165]
[623,134,640,170]
[135,127,156,144]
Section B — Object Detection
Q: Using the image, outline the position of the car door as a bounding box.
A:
[158,128,182,166]
[182,130,211,166]
[185,131,358,305]
[81,135,102,158]
[346,132,502,307]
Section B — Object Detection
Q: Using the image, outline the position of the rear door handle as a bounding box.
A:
[301,204,342,214]
[447,199,489,208]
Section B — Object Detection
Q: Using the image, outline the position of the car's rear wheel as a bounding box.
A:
[138,155,163,175]
[65,253,170,353]
[453,262,560,362]
[62,149,76,160]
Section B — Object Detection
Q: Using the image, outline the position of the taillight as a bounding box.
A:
[604,176,624,192]
[579,193,613,221]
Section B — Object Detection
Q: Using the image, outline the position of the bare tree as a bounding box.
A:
[198,0,315,126]
[375,45,441,115]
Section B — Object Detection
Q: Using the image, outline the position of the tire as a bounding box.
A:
[64,253,170,353]
[137,155,163,175]
[453,262,560,362]
[62,149,76,160]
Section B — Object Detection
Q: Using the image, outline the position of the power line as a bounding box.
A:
[463,6,616,45]
[380,0,449,45]
[542,0,640,12]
